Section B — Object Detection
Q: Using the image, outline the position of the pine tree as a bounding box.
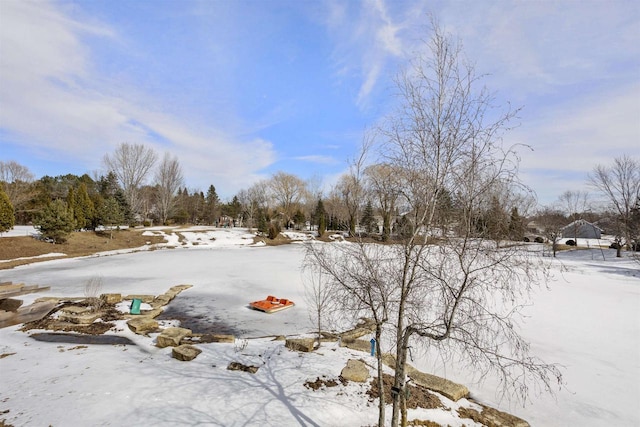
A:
[114,189,134,225]
[314,199,326,237]
[0,186,15,233]
[35,199,75,243]
[66,186,76,229]
[74,183,95,230]
[205,185,219,225]
[508,207,525,241]
[99,197,125,239]
[361,200,377,233]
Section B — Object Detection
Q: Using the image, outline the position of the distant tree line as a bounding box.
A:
[1,149,638,249]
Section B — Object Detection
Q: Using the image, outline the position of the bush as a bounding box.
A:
[268,222,281,240]
[565,239,576,246]
[523,237,530,242]
[35,200,75,243]
[534,236,544,243]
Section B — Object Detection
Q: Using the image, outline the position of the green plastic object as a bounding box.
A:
[130,298,142,315]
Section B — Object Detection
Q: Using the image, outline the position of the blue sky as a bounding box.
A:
[1,0,638,205]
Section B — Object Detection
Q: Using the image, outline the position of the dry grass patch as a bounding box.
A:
[0,229,166,270]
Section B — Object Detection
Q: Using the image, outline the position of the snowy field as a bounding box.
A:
[0,226,638,426]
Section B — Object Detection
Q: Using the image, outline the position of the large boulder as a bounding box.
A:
[127,317,159,335]
[381,354,469,401]
[339,318,376,343]
[100,293,122,304]
[340,359,369,382]
[172,344,201,361]
[183,334,235,344]
[285,338,315,352]
[156,327,192,348]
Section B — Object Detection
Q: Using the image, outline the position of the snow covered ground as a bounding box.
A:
[0,226,638,426]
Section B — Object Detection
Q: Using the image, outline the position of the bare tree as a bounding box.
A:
[336,136,371,236]
[0,160,35,212]
[364,163,400,240]
[237,180,268,231]
[589,155,640,257]
[536,207,567,257]
[310,22,562,427]
[558,190,589,246]
[268,172,307,228]
[154,152,183,225]
[304,241,392,427]
[103,143,158,219]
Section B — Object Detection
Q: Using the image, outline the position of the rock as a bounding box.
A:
[458,404,530,427]
[151,295,171,308]
[0,298,24,312]
[285,338,316,352]
[340,359,369,382]
[60,305,93,315]
[407,367,469,401]
[123,294,155,303]
[127,317,159,335]
[184,334,235,344]
[172,344,201,361]
[100,293,122,304]
[227,362,259,374]
[339,318,376,342]
[157,327,192,348]
[58,310,102,325]
[380,354,469,402]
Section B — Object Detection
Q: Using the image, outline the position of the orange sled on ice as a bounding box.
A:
[249,295,295,313]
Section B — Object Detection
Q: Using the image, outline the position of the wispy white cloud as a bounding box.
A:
[322,0,426,107]
[513,83,640,204]
[0,0,277,196]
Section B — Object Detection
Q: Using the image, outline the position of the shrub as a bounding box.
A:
[35,200,75,243]
[565,239,576,246]
[268,222,281,239]
[534,236,544,243]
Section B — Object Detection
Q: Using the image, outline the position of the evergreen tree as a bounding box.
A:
[35,199,75,243]
[314,199,326,237]
[0,186,15,233]
[293,209,306,230]
[74,183,95,230]
[98,171,121,198]
[361,200,377,233]
[205,185,219,225]
[508,207,525,241]
[66,186,76,225]
[114,189,134,225]
[99,197,125,239]
[257,208,269,235]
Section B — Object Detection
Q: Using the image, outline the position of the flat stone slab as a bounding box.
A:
[183,333,235,344]
[100,293,122,304]
[123,294,155,303]
[381,354,469,401]
[127,317,159,335]
[157,327,192,348]
[172,344,201,361]
[285,338,315,352]
[58,311,103,325]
